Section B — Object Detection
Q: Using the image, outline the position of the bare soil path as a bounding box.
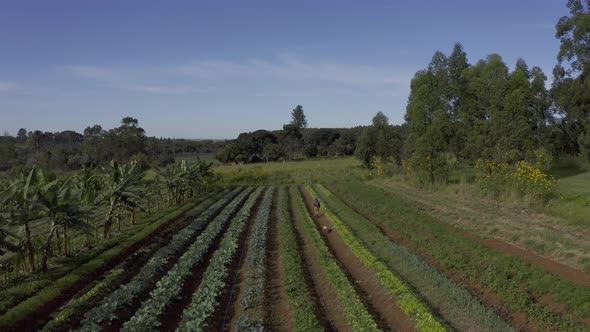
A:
[264,191,296,331]
[301,188,416,332]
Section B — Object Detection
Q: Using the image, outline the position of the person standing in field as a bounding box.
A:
[313,197,321,216]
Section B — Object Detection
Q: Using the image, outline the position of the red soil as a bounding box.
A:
[265,192,296,331]
[301,187,417,332]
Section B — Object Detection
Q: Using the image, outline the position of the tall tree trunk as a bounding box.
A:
[41,221,57,272]
[131,209,136,225]
[117,213,121,231]
[103,199,116,239]
[63,225,68,256]
[104,216,113,239]
[55,227,61,254]
[24,223,35,273]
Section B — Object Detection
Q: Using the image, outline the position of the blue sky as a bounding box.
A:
[0,0,568,139]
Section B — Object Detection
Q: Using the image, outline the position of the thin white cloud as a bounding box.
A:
[64,53,413,97]
[64,65,207,95]
[173,53,413,93]
[0,81,18,94]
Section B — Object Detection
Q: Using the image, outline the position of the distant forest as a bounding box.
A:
[0,117,228,173]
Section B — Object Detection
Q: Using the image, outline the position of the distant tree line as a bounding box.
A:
[356,1,590,184]
[216,105,363,164]
[0,117,229,174]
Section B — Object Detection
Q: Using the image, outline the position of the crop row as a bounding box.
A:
[326,179,588,330]
[305,184,446,332]
[236,187,275,330]
[276,186,323,331]
[0,193,212,330]
[314,182,515,331]
[175,187,266,331]
[40,268,125,332]
[77,187,248,331]
[40,189,236,331]
[120,187,261,331]
[290,186,380,332]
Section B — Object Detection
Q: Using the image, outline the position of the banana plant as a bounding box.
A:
[0,168,42,272]
[36,173,86,271]
[96,160,145,238]
[75,166,102,244]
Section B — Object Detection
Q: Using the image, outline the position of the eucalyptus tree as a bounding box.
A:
[553,0,590,157]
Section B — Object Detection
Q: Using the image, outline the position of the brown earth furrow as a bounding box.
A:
[26,190,230,332]
[324,185,549,331]
[56,214,193,332]
[265,190,295,332]
[330,188,590,331]
[300,187,416,332]
[289,188,350,332]
[209,190,265,332]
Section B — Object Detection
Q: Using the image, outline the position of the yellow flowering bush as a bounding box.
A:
[401,159,413,176]
[475,158,557,202]
[512,160,557,201]
[361,160,384,180]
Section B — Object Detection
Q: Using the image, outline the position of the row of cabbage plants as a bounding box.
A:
[236,187,275,330]
[290,186,380,332]
[76,187,247,331]
[175,188,266,331]
[119,187,262,331]
[276,186,323,331]
[304,184,446,332]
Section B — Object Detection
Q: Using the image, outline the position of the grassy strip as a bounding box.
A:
[39,269,125,332]
[276,186,323,331]
[290,186,379,332]
[40,188,235,331]
[305,184,446,332]
[327,179,587,331]
[0,191,215,329]
[175,188,265,332]
[315,182,517,331]
[236,187,275,330]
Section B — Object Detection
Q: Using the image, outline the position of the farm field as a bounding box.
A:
[1,158,589,331]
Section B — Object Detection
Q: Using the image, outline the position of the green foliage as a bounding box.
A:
[0,198,202,329]
[275,187,323,331]
[237,188,275,330]
[290,186,379,332]
[355,112,406,169]
[327,179,589,330]
[475,159,557,201]
[175,188,263,332]
[291,105,307,130]
[306,184,447,332]
[79,188,249,331]
[40,268,124,332]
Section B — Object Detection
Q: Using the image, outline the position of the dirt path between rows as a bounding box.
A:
[265,191,296,331]
[368,182,590,287]
[211,191,264,332]
[454,227,590,287]
[289,189,346,332]
[324,185,567,331]
[59,213,193,331]
[301,188,416,332]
